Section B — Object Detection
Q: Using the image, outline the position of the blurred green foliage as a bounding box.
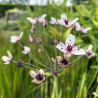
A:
[0,0,98,98]
[0,3,34,17]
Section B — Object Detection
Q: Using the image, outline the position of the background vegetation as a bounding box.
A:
[0,0,98,98]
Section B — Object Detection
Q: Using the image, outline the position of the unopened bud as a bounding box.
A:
[50,39,58,45]
[17,59,24,67]
[51,57,55,62]
[31,25,35,33]
[36,38,41,45]
[29,35,34,44]
[38,49,42,53]
[43,20,47,27]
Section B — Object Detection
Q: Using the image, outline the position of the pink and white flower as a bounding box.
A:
[56,34,86,57]
[73,22,92,33]
[27,14,47,24]
[85,44,95,58]
[22,46,30,55]
[50,17,59,24]
[11,32,23,43]
[58,14,79,27]
[2,50,12,64]
[30,69,45,84]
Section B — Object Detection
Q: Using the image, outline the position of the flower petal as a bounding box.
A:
[2,56,10,62]
[4,62,10,64]
[7,50,12,59]
[72,49,86,55]
[65,34,75,46]
[32,78,42,84]
[82,27,92,33]
[39,69,44,75]
[70,17,79,25]
[66,0,73,7]
[75,22,81,30]
[50,17,56,24]
[61,14,67,20]
[58,19,65,26]
[11,36,18,43]
[56,56,62,63]
[88,44,93,51]
[22,46,30,54]
[39,14,47,22]
[18,32,23,40]
[51,17,56,22]
[56,42,67,53]
[26,17,36,24]
[66,53,72,57]
[30,70,37,78]
[31,78,37,83]
[91,52,95,57]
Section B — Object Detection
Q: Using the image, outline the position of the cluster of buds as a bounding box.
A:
[2,13,95,84]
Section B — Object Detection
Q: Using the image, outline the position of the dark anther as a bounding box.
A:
[67,46,72,52]
[36,74,43,81]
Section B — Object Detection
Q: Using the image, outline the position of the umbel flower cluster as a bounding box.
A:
[2,14,95,84]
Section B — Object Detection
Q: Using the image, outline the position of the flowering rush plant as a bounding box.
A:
[2,13,95,84]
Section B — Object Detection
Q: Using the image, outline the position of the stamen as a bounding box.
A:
[67,46,72,52]
[36,74,43,81]
[87,52,91,56]
[64,19,69,25]
[60,57,68,65]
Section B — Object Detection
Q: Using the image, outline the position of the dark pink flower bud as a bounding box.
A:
[31,25,35,33]
[29,35,34,44]
[43,20,47,27]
